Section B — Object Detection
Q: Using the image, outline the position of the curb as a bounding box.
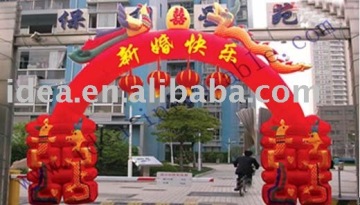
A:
[100,202,236,205]
[96,176,214,183]
[13,175,214,183]
[331,196,358,205]
[194,169,216,178]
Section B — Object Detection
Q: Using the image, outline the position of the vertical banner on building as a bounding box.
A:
[193,3,227,31]
[56,9,89,33]
[266,2,299,28]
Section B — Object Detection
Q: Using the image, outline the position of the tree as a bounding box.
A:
[153,106,220,171]
[11,122,27,164]
[94,128,139,176]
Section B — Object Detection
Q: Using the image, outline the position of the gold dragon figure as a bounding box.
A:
[266,119,294,168]
[64,120,93,203]
[302,120,330,169]
[206,2,311,74]
[66,129,93,165]
[29,118,57,168]
[299,162,328,204]
[64,159,90,203]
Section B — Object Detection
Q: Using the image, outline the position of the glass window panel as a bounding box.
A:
[53,0,69,9]
[28,71,46,79]
[19,51,29,69]
[113,105,122,113]
[28,50,49,69]
[34,0,50,10]
[35,105,47,112]
[35,87,51,104]
[47,70,65,79]
[48,51,65,68]
[17,71,27,77]
[97,3,117,11]
[94,105,112,113]
[88,4,96,12]
[20,1,33,10]
[97,13,116,28]
[20,49,66,70]
[14,88,33,103]
[14,106,33,112]
[89,14,97,28]
[97,88,120,103]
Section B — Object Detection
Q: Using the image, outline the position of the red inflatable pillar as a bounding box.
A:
[297,116,332,205]
[26,115,98,204]
[261,119,298,205]
[260,116,332,205]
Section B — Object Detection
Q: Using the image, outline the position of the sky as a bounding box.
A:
[251,0,315,116]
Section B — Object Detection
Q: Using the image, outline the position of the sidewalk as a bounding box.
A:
[19,164,358,205]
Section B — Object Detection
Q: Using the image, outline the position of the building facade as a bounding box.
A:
[317,105,356,158]
[304,0,357,159]
[12,0,255,161]
[312,40,352,107]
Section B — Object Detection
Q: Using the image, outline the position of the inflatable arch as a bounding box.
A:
[26,2,332,204]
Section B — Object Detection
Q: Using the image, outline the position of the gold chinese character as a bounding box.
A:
[219,43,237,63]
[151,34,174,54]
[117,44,140,67]
[184,33,207,56]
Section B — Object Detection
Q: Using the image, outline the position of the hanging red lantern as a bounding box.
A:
[147,59,171,98]
[118,70,143,96]
[205,67,231,99]
[175,59,200,96]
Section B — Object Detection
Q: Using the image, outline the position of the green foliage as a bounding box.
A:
[203,152,227,163]
[11,122,27,163]
[153,106,220,144]
[95,128,139,176]
[150,163,178,176]
[152,106,220,170]
[230,146,243,161]
[174,150,192,165]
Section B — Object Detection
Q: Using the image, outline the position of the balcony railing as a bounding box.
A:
[19,0,69,10]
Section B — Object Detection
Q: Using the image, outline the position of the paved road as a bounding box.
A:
[19,164,357,204]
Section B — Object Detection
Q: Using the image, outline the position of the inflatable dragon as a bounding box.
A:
[206,1,311,74]
[70,3,152,63]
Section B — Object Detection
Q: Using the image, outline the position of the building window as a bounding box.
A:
[19,0,69,10]
[168,1,193,14]
[97,13,117,28]
[88,2,124,29]
[53,0,69,9]
[17,48,66,80]
[18,49,66,70]
[211,128,220,141]
[167,62,194,77]
[160,3,162,18]
[29,25,53,34]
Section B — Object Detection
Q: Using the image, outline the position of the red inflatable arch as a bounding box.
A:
[51,29,306,125]
[25,3,332,204]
